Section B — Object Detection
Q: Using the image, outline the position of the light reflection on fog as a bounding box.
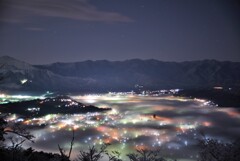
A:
[22,94,240,161]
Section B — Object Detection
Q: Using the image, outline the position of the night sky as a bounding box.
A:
[0,0,240,64]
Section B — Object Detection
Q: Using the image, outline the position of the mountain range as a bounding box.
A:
[0,56,240,92]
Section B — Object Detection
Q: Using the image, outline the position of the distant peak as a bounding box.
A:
[0,55,17,60]
[0,55,34,70]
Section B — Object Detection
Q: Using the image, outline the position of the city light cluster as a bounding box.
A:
[2,93,239,160]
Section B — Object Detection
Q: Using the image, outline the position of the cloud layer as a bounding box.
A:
[0,0,132,23]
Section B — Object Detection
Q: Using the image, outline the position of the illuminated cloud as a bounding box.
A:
[5,94,240,160]
[0,0,133,23]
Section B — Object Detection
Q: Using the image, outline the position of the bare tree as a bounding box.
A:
[0,116,34,144]
[106,150,122,161]
[0,116,7,142]
[58,128,75,161]
[127,148,166,161]
[0,116,34,161]
[76,144,108,161]
[198,138,240,161]
[7,136,27,161]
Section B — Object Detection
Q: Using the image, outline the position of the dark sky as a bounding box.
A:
[0,0,240,64]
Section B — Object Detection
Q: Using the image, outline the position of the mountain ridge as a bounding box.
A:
[1,56,240,92]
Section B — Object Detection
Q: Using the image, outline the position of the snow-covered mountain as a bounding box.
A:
[0,56,35,71]
[1,56,240,92]
[0,56,96,92]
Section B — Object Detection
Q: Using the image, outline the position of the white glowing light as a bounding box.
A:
[45,115,52,121]
[85,95,98,103]
[20,79,28,84]
[62,119,74,125]
[0,94,6,98]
